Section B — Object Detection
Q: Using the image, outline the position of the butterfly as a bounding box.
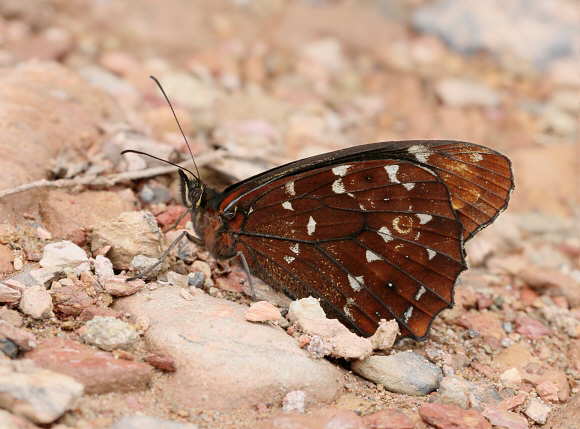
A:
[125,139,513,340]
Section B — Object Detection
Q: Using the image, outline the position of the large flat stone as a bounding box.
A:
[114,286,344,410]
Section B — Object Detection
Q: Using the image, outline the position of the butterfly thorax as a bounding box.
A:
[183,178,239,261]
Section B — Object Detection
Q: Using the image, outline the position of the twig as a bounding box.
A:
[0,151,223,198]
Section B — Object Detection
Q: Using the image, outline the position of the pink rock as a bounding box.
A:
[19,285,54,319]
[482,406,529,429]
[419,403,491,429]
[99,51,140,76]
[520,363,570,402]
[297,317,372,360]
[497,393,528,410]
[515,317,552,339]
[78,305,122,322]
[0,282,21,303]
[519,266,580,307]
[24,338,152,394]
[155,206,191,230]
[536,381,561,403]
[0,320,36,351]
[103,276,145,297]
[245,301,282,322]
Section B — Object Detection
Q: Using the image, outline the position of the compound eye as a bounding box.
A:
[189,187,203,207]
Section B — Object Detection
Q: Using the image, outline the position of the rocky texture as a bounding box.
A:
[114,286,344,409]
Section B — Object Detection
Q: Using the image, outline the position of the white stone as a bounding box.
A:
[288,297,326,323]
[524,398,551,424]
[19,285,54,319]
[39,241,88,270]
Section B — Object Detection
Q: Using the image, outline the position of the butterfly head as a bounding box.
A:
[178,169,204,210]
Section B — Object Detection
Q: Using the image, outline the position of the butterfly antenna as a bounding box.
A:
[149,75,200,180]
[120,149,197,178]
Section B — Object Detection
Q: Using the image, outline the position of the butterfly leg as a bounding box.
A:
[127,230,202,281]
[236,251,257,302]
[162,208,191,234]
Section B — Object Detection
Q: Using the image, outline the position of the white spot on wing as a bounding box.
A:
[470,153,483,162]
[332,178,346,194]
[417,214,432,224]
[403,183,415,191]
[285,181,296,196]
[408,144,431,163]
[415,286,426,301]
[282,201,293,211]
[366,250,381,262]
[290,243,300,255]
[307,216,316,236]
[384,165,400,183]
[332,165,351,176]
[427,249,436,260]
[403,306,414,323]
[284,256,295,264]
[378,226,394,243]
[344,298,355,319]
[348,275,364,292]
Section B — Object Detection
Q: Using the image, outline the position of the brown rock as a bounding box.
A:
[0,244,15,274]
[90,211,163,270]
[546,393,580,429]
[519,363,569,402]
[24,338,152,394]
[215,271,245,293]
[509,144,577,217]
[0,223,22,244]
[456,311,505,347]
[419,403,491,429]
[40,190,134,238]
[50,283,94,316]
[495,344,540,371]
[0,61,124,224]
[0,307,23,327]
[495,345,569,402]
[256,408,365,429]
[362,408,415,429]
[143,353,177,372]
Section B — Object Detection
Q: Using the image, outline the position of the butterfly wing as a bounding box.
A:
[214,141,513,339]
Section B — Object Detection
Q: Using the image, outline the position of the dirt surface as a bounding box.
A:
[0,1,578,428]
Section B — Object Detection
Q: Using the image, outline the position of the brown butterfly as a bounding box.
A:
[124,79,514,340]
